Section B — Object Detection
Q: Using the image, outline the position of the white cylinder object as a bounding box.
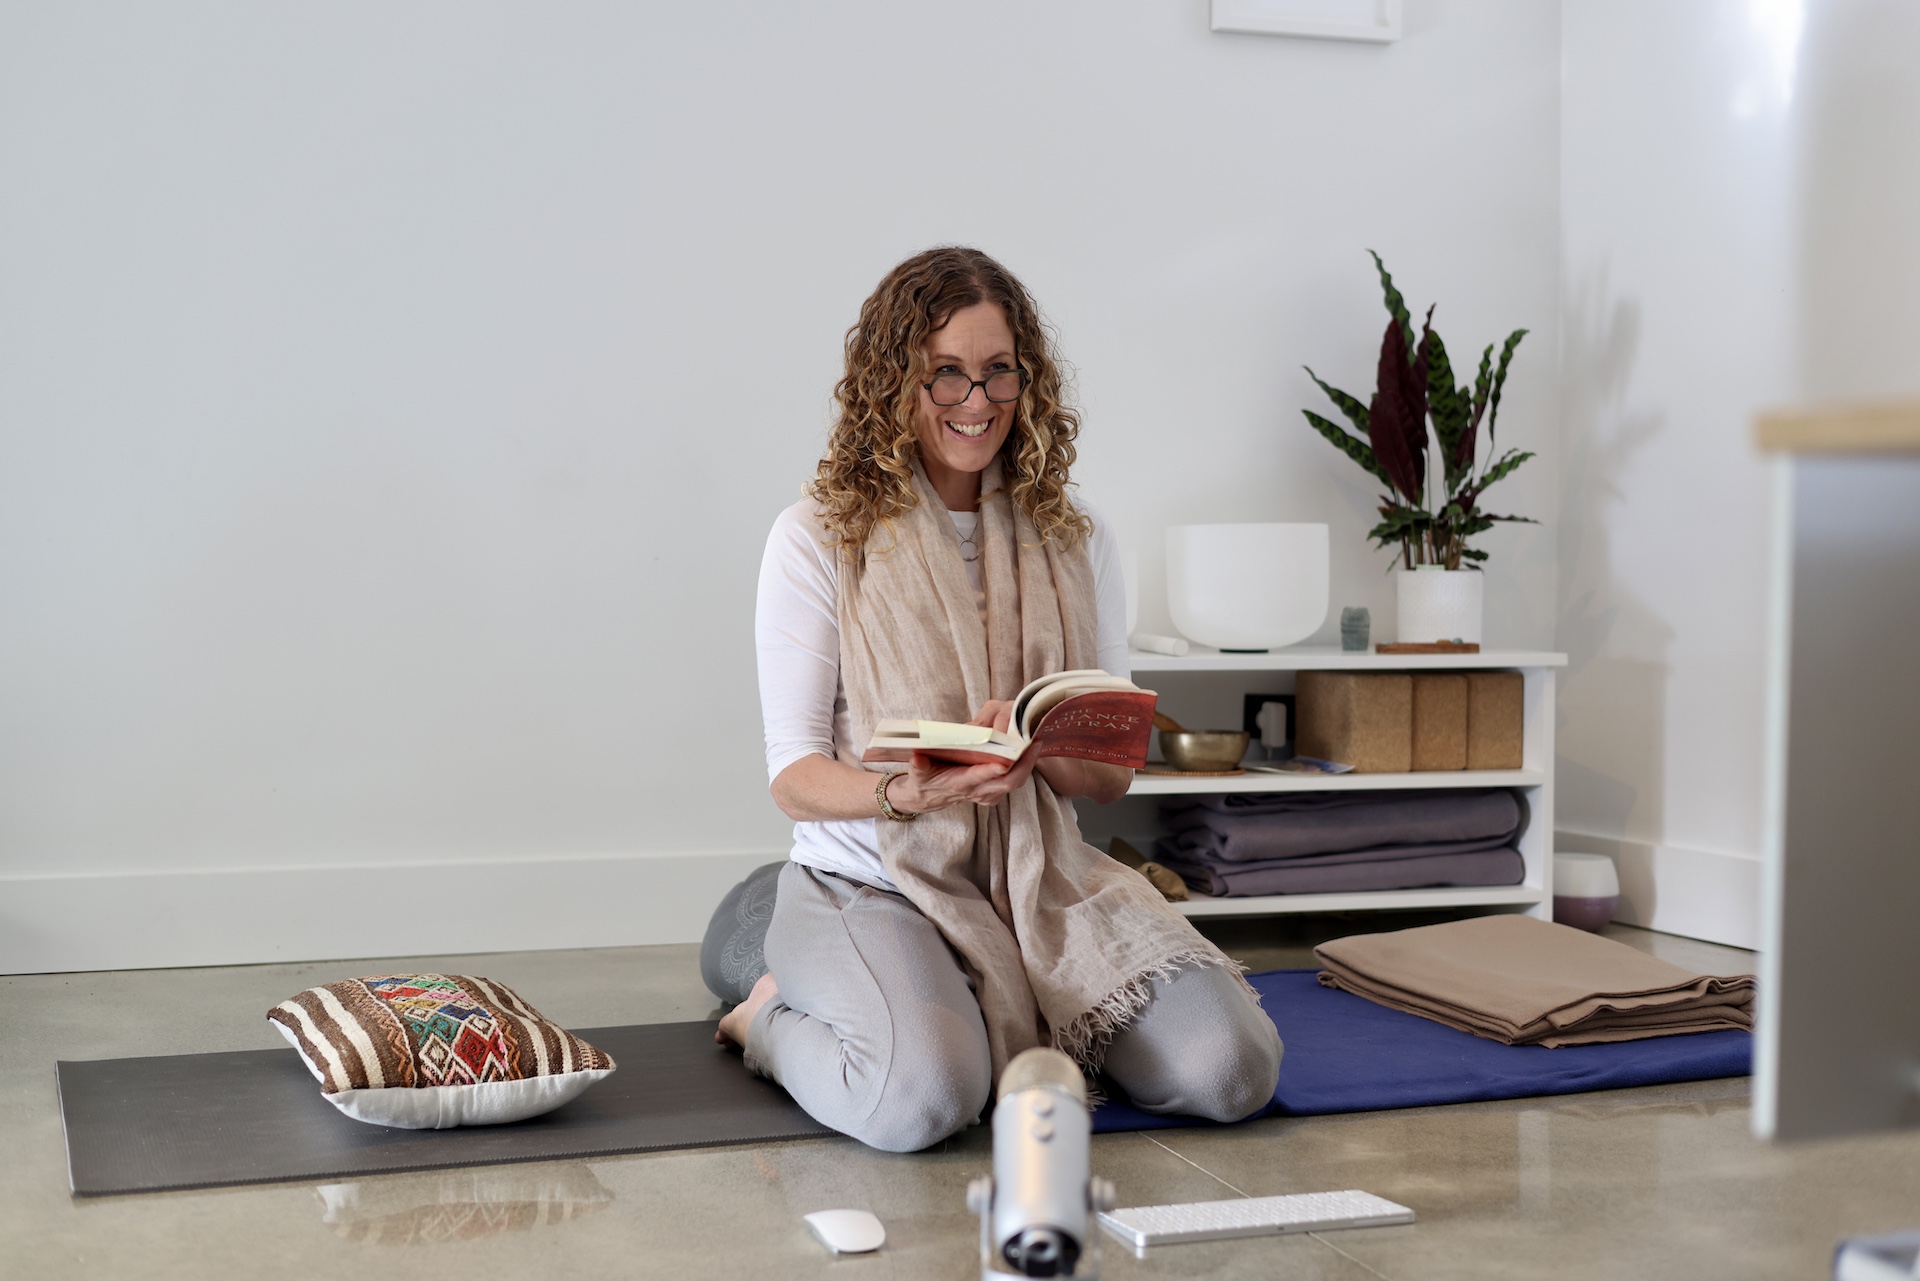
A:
[1129,631,1189,657]
[1165,523,1329,652]
[1552,851,1621,932]
[1395,566,1485,644]
[1554,852,1621,899]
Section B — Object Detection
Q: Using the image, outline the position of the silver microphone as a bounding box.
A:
[967,1047,1116,1279]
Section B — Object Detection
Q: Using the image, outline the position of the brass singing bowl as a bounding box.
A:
[1159,730,1251,773]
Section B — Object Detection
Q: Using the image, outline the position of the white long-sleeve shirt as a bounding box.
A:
[755,495,1130,891]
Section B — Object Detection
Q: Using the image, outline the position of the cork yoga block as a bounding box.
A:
[1295,672,1412,773]
[1465,671,1525,769]
[1411,674,1469,771]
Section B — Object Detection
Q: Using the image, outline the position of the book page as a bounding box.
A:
[913,721,995,748]
[867,719,1019,753]
[862,718,1023,765]
[1010,669,1107,736]
[1016,673,1139,739]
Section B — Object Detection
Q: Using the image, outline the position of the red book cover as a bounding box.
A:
[862,689,1156,769]
[1021,689,1156,768]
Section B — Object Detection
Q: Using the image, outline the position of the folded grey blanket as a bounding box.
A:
[1158,789,1524,863]
[1154,845,1525,897]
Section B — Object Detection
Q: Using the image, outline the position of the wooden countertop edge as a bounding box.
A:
[1755,401,1920,453]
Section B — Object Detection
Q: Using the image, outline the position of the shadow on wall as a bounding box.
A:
[1555,269,1674,917]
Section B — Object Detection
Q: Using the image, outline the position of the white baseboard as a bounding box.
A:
[0,850,784,975]
[1554,829,1763,950]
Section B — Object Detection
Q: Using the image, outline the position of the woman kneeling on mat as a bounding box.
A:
[707,246,1281,1152]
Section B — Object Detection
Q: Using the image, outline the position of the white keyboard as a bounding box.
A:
[1097,1190,1414,1248]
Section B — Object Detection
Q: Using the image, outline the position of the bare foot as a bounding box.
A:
[714,971,780,1050]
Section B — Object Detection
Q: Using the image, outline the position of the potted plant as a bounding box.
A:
[1301,252,1535,643]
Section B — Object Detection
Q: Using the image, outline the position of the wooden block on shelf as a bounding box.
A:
[1411,674,1469,771]
[1466,671,1524,769]
[1295,671,1412,773]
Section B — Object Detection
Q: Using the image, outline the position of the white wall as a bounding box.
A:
[1795,0,1920,407]
[1558,0,1920,949]
[0,2,1563,971]
[1750,0,1920,1139]
[1554,0,1808,948]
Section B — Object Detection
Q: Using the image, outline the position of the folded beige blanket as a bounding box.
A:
[1315,915,1755,1047]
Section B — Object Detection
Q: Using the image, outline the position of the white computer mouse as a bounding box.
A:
[803,1208,886,1254]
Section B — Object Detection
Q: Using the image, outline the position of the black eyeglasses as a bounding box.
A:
[922,368,1029,407]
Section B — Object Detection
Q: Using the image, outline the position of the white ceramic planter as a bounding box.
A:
[1166,523,1329,651]
[1395,566,1484,644]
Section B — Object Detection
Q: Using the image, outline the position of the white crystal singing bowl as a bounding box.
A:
[1166,523,1330,651]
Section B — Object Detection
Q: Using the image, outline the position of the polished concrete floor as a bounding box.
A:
[5,917,1917,1279]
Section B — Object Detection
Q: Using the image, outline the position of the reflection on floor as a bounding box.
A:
[315,1164,614,1246]
[4,919,1916,1280]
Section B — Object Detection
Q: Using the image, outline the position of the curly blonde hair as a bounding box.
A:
[808,246,1091,556]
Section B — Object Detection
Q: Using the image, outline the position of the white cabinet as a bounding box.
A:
[1089,646,1567,919]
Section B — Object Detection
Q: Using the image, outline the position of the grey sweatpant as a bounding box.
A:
[745,862,1282,1153]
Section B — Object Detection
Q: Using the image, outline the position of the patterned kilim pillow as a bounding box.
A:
[267,974,616,1129]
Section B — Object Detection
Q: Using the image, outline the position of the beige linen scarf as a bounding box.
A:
[836,459,1245,1078]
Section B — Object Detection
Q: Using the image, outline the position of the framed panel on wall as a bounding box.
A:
[1211,0,1402,43]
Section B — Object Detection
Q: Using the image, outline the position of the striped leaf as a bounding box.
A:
[1471,342,1495,425]
[1474,448,1535,496]
[1423,327,1472,485]
[1304,367,1371,437]
[1371,503,1427,533]
[1459,451,1536,510]
[1302,409,1391,486]
[1486,328,1528,444]
[1367,504,1429,549]
[1459,341,1494,477]
[1368,250,1417,363]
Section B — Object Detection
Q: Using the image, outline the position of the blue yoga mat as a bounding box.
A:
[1091,968,1751,1133]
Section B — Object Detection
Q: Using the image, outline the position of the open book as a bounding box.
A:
[862,670,1157,769]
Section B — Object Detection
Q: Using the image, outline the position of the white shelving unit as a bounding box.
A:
[1126,646,1567,674]
[1098,645,1567,920]
[1131,769,1545,797]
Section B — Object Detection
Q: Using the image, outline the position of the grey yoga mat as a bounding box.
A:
[57,1021,834,1197]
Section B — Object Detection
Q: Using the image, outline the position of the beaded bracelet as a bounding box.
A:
[875,771,918,822]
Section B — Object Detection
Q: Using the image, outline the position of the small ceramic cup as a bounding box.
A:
[1552,852,1621,932]
[1340,606,1371,652]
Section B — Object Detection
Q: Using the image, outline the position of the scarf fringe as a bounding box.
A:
[1051,951,1258,1074]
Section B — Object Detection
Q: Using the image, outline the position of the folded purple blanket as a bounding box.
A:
[1154,831,1516,871]
[1154,845,1525,897]
[1169,788,1508,815]
[1159,788,1523,862]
